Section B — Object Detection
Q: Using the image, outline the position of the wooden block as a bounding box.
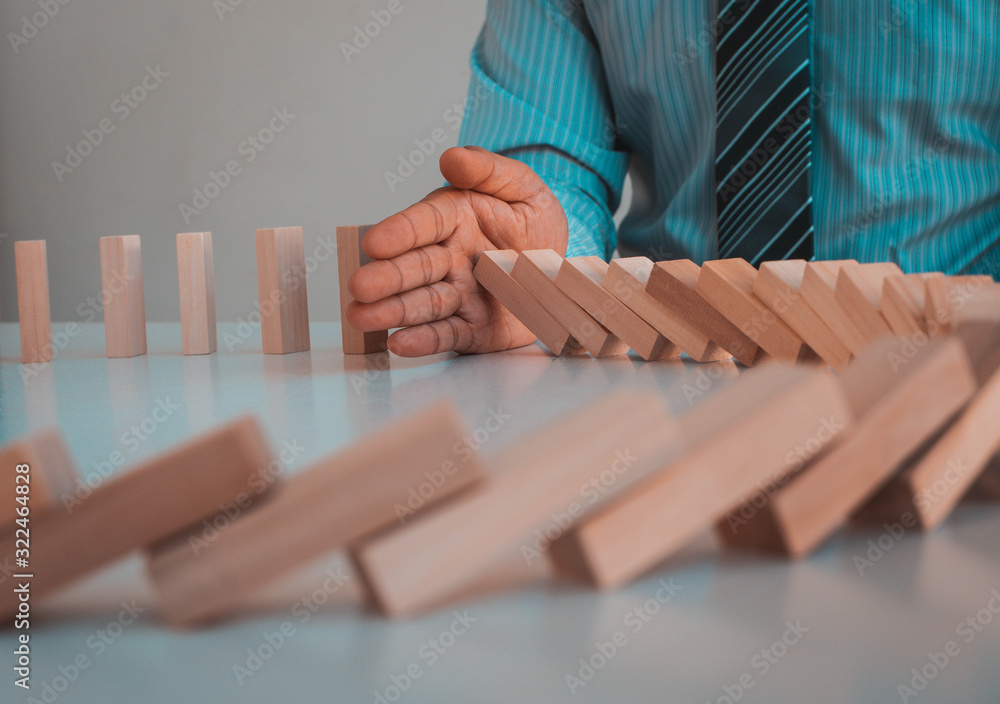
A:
[255,226,311,354]
[555,257,678,361]
[832,262,900,345]
[604,258,730,362]
[925,275,996,336]
[646,259,762,366]
[952,286,1000,384]
[510,250,628,358]
[721,338,977,557]
[473,250,582,356]
[547,365,852,588]
[147,401,486,625]
[99,235,147,358]
[0,429,78,527]
[337,225,388,355]
[696,259,816,364]
[176,232,217,355]
[800,260,867,355]
[881,273,943,337]
[351,390,682,616]
[754,260,851,370]
[0,417,274,618]
[14,240,53,364]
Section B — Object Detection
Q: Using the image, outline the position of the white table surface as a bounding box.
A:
[1,322,998,704]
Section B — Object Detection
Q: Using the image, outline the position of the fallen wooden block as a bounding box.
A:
[14,240,53,364]
[176,232,217,355]
[925,275,996,337]
[555,257,677,360]
[351,390,681,616]
[646,259,762,366]
[0,416,273,618]
[754,260,851,370]
[547,364,852,588]
[799,260,867,355]
[337,225,388,355]
[833,262,901,345]
[147,401,486,625]
[474,250,582,356]
[881,273,943,337]
[99,235,147,358]
[511,250,629,358]
[255,226,311,354]
[696,259,816,365]
[951,286,1000,384]
[604,258,730,362]
[720,337,976,557]
[0,429,78,527]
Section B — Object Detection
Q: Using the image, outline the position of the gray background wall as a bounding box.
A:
[0,0,499,322]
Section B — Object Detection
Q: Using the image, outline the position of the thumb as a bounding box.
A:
[439,146,546,203]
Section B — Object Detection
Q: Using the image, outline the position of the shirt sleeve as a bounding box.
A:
[457,0,630,259]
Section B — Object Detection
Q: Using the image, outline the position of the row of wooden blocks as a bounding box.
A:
[11,226,380,362]
[4,323,1000,623]
[471,249,998,368]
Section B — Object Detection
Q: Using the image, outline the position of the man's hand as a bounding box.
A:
[346,146,568,356]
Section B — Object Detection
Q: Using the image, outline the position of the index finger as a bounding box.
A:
[363,189,464,260]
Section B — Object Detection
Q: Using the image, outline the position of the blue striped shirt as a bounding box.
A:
[457,0,1000,277]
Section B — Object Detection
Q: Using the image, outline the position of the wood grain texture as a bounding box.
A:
[176,232,217,355]
[833,262,900,344]
[0,428,78,527]
[14,240,52,364]
[147,401,486,624]
[881,273,942,337]
[800,260,867,355]
[474,250,582,356]
[99,235,147,358]
[555,257,678,360]
[604,257,730,362]
[0,416,274,618]
[337,225,388,355]
[255,226,311,354]
[696,258,816,364]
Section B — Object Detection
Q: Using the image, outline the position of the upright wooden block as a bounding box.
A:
[604,258,730,362]
[721,338,977,557]
[474,250,582,355]
[99,235,147,358]
[924,275,996,336]
[646,259,762,366]
[511,250,628,358]
[833,262,900,344]
[800,260,867,355]
[14,240,53,364]
[337,225,388,355]
[0,417,273,618]
[881,273,942,337]
[0,429,78,526]
[176,232,217,355]
[696,259,815,364]
[754,260,851,370]
[351,390,682,616]
[555,257,678,361]
[255,226,311,354]
[547,365,851,588]
[148,402,486,624]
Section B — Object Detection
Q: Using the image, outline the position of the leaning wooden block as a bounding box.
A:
[474,250,582,356]
[0,416,273,618]
[800,260,867,355]
[604,258,730,362]
[255,226,311,354]
[337,225,388,355]
[555,257,678,361]
[0,429,78,527]
[100,235,147,358]
[833,262,901,345]
[721,338,976,557]
[15,240,53,364]
[646,259,762,366]
[351,390,681,616]
[924,275,996,337]
[951,286,1000,384]
[547,365,852,588]
[754,260,851,370]
[696,259,816,364]
[176,232,217,355]
[881,273,942,337]
[511,250,629,358]
[147,401,485,625]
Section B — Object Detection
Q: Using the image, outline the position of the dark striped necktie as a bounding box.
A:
[715,0,814,265]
